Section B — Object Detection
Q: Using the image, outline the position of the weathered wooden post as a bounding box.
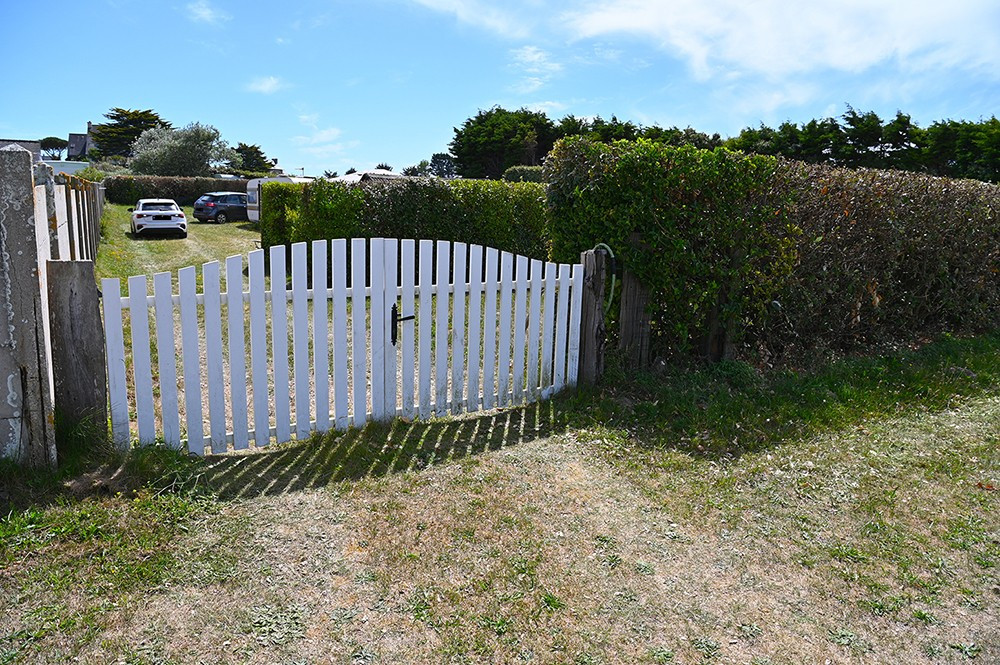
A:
[0,146,57,468]
[618,232,652,369]
[46,260,107,443]
[577,248,607,384]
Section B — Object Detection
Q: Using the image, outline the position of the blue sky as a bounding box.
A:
[2,0,998,176]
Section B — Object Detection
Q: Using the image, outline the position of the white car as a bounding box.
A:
[129,199,188,238]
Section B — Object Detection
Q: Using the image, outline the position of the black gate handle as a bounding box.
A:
[391,303,415,346]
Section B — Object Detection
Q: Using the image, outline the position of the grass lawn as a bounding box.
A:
[95,203,261,286]
[0,205,996,663]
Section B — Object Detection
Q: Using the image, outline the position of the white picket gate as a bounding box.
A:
[102,238,584,455]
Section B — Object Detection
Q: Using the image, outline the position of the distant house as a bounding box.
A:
[67,122,96,160]
[0,139,41,162]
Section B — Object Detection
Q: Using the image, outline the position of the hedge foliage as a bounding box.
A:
[502,165,545,182]
[261,178,549,260]
[104,175,248,206]
[546,136,1000,360]
[546,137,798,359]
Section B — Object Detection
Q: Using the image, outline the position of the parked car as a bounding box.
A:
[129,199,187,238]
[193,191,248,223]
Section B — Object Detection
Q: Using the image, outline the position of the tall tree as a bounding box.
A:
[230,142,273,173]
[450,107,558,179]
[839,106,884,167]
[39,136,68,160]
[402,160,431,176]
[90,108,171,158]
[375,162,393,171]
[128,123,236,177]
[429,153,457,178]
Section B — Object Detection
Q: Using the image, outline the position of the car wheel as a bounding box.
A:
[216,212,228,224]
[180,230,188,239]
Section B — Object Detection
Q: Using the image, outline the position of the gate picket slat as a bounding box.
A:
[434,241,451,416]
[451,242,467,414]
[567,263,584,388]
[270,245,291,444]
[128,275,155,444]
[511,255,528,405]
[540,262,557,397]
[481,248,499,410]
[400,240,416,419]
[331,239,349,430]
[417,239,433,419]
[465,245,483,412]
[291,243,310,439]
[526,259,543,400]
[312,241,330,432]
[248,250,270,446]
[370,238,386,420]
[383,239,399,416]
[351,238,368,426]
[226,256,249,450]
[153,272,180,448]
[102,278,129,448]
[496,252,514,407]
[203,261,227,453]
[553,264,571,392]
[178,266,204,454]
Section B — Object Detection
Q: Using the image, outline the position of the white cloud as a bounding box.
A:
[246,76,287,94]
[525,100,568,115]
[565,0,1000,81]
[409,0,530,39]
[186,0,230,23]
[510,46,562,93]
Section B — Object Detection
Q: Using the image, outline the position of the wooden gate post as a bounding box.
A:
[618,232,652,369]
[47,261,108,444]
[578,249,607,384]
[0,146,57,468]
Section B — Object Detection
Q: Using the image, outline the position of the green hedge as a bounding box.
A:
[546,136,1000,360]
[261,178,549,260]
[546,137,797,358]
[104,175,248,206]
[502,165,545,183]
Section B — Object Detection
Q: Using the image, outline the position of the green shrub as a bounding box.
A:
[265,178,549,260]
[546,137,797,359]
[259,182,304,250]
[503,165,545,183]
[103,175,248,206]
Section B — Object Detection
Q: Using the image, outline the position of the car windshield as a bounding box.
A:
[141,202,179,211]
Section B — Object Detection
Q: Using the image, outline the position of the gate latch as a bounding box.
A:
[391,303,415,346]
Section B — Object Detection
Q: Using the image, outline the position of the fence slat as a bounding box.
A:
[526,259,543,400]
[554,264,571,392]
[226,255,249,450]
[331,239,349,430]
[481,248,499,410]
[417,239,433,419]
[383,239,399,416]
[127,276,155,444]
[540,262,557,396]
[465,245,483,412]
[248,250,270,446]
[291,243,310,439]
[451,242,467,415]
[153,272,180,448]
[434,241,451,416]
[203,261,227,453]
[512,255,528,405]
[567,263,584,388]
[178,266,204,454]
[497,252,514,407]
[400,240,416,419]
[351,238,368,426]
[270,245,291,444]
[312,240,330,433]
[370,238,386,420]
[102,279,129,448]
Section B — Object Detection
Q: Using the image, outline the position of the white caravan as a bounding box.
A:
[246,176,313,223]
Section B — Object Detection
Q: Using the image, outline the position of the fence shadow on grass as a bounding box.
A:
[203,400,572,500]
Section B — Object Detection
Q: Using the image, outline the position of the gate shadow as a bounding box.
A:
[204,400,571,500]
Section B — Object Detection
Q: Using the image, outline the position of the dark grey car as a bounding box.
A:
[193,191,248,223]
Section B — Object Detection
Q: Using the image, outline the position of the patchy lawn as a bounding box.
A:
[1,329,998,662]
